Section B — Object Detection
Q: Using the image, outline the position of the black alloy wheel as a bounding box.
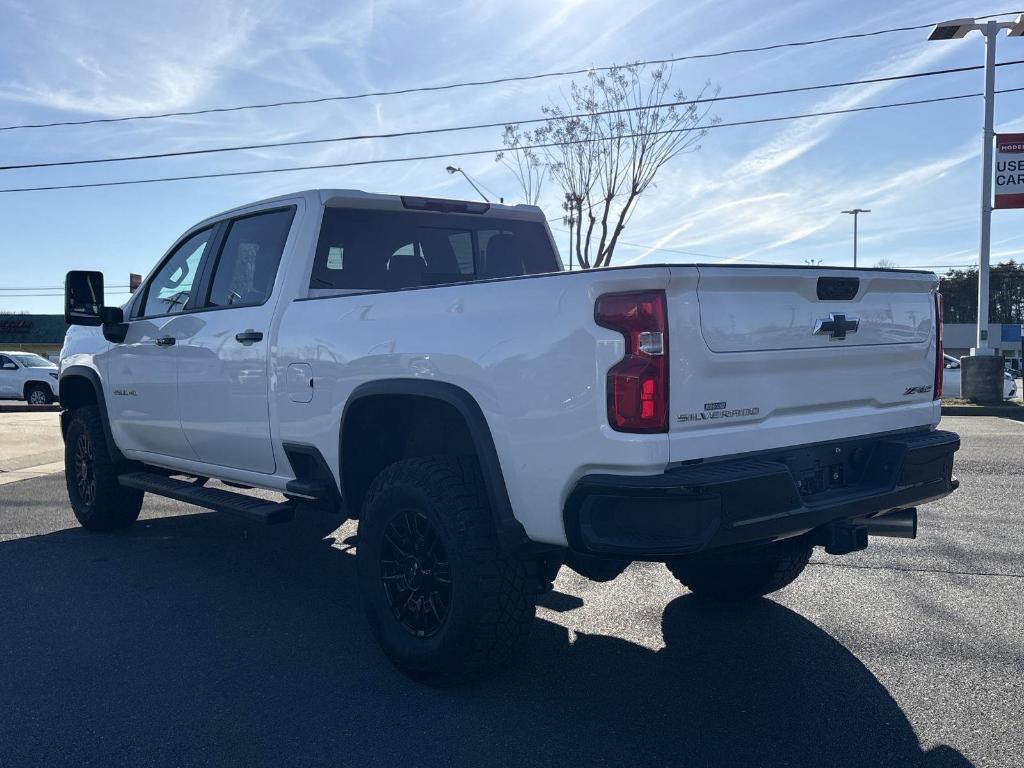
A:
[357,455,537,681]
[380,509,453,638]
[74,431,97,508]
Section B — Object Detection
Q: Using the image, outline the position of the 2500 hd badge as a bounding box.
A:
[678,402,760,423]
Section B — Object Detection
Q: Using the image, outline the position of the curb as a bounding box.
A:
[942,404,1024,420]
[0,404,61,414]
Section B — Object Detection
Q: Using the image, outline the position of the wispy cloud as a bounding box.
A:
[726,45,951,181]
[0,3,265,116]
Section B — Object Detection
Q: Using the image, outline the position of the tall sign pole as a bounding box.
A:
[928,14,1023,400]
[976,20,999,353]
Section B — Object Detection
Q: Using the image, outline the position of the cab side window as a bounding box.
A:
[0,355,16,370]
[140,228,213,318]
[206,208,295,308]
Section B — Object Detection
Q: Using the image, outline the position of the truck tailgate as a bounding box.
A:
[666,266,941,463]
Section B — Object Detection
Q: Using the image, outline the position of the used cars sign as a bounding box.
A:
[995,133,1024,209]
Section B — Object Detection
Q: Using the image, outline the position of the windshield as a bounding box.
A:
[11,353,54,368]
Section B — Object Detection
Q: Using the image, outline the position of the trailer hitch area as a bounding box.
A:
[813,522,869,556]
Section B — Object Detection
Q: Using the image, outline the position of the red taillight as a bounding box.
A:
[595,291,668,433]
[934,292,944,400]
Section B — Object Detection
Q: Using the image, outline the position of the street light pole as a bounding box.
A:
[445,165,490,203]
[841,208,870,267]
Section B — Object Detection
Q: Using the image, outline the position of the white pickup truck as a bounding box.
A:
[60,189,959,680]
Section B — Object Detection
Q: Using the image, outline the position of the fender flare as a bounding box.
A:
[340,379,527,550]
[59,365,126,463]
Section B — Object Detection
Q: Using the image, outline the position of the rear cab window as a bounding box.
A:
[309,203,559,293]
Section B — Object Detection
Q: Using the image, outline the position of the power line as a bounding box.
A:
[1,9,1021,134]
[3,86,1022,195]
[5,60,1022,173]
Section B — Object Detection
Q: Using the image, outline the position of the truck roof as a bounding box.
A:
[198,189,546,228]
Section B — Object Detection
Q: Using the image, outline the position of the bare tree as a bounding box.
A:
[874,258,899,269]
[497,63,718,268]
[496,126,546,204]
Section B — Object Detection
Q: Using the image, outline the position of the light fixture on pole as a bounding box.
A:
[928,14,1023,356]
[840,208,870,267]
[445,165,490,203]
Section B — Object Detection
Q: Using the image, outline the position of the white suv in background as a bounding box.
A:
[0,351,59,404]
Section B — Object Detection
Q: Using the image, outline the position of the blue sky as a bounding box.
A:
[0,0,1022,312]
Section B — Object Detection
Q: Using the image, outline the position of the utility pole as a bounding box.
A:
[841,208,870,267]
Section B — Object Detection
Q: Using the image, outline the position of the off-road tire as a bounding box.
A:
[357,455,536,682]
[65,406,143,531]
[26,384,53,405]
[667,538,812,601]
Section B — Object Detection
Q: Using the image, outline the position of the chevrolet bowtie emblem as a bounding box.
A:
[813,313,860,341]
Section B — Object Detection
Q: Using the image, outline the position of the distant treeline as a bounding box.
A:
[939,261,1024,325]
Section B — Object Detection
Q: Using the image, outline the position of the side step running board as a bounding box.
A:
[119,471,294,524]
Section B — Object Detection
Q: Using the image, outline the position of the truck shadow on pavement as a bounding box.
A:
[0,507,973,768]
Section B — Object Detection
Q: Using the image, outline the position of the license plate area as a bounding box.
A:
[775,438,876,498]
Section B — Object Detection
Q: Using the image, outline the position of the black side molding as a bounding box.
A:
[282,442,343,512]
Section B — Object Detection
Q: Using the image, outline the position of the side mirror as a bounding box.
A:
[65,270,105,327]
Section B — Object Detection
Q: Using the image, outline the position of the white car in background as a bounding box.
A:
[942,354,1017,399]
[0,351,59,404]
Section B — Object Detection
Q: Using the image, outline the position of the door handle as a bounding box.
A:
[235,330,264,345]
[155,336,176,347]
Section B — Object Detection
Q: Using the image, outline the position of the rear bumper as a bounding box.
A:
[563,428,959,559]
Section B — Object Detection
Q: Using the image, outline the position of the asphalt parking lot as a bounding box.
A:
[0,415,1020,768]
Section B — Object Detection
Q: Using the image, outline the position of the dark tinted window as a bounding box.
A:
[207,208,295,308]
[310,208,559,291]
[141,228,213,317]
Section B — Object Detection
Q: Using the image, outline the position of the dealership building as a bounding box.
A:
[0,315,67,361]
[943,323,1022,365]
